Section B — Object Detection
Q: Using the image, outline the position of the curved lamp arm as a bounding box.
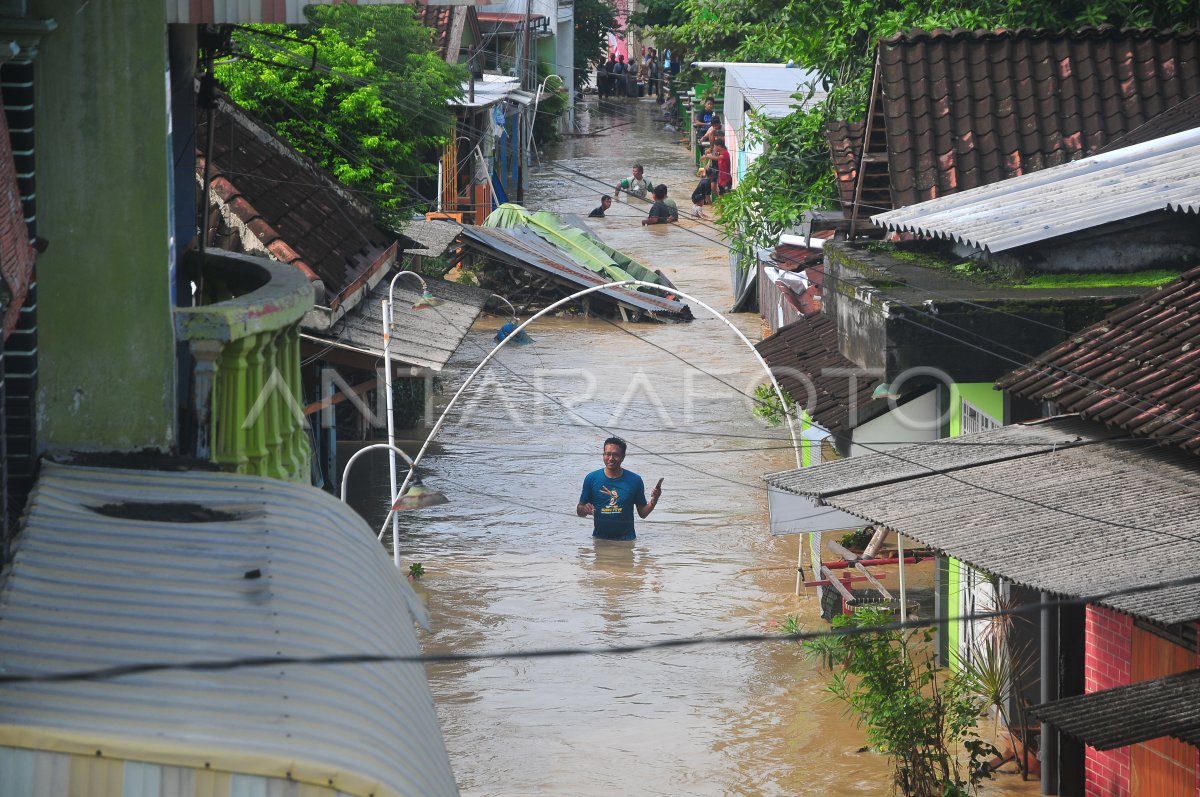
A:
[377,279,804,544]
[489,293,518,320]
[340,443,415,503]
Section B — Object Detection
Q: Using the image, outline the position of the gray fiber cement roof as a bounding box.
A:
[764,415,1200,625]
[306,275,490,372]
[1032,668,1200,750]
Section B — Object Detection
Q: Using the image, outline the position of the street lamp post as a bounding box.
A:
[381,270,445,561]
[377,279,804,542]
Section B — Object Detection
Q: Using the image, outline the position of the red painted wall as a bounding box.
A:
[1085,605,1132,796]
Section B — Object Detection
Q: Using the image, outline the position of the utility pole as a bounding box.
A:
[521,0,533,90]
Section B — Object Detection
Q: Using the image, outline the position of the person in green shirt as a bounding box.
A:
[615,164,653,201]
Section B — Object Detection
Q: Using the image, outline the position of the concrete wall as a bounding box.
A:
[31,1,176,451]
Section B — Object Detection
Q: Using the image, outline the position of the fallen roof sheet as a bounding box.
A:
[305,273,490,372]
[762,416,1200,625]
[997,264,1200,454]
[1032,669,1200,750]
[872,127,1200,252]
[457,224,692,321]
[0,461,456,797]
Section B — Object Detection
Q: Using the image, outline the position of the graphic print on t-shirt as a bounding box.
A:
[599,485,622,512]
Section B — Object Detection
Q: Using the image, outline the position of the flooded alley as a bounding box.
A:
[400,97,1040,796]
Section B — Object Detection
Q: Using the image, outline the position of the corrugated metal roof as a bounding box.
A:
[872,127,1200,252]
[306,274,490,371]
[998,265,1200,454]
[452,74,521,108]
[0,462,457,797]
[1032,669,1200,750]
[762,416,1200,625]
[723,64,824,118]
[457,224,692,320]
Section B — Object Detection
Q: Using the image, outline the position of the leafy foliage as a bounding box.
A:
[805,607,998,796]
[214,5,465,227]
[751,383,796,426]
[574,0,619,93]
[653,0,1200,268]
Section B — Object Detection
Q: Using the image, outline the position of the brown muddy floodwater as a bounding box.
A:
[397,97,1040,796]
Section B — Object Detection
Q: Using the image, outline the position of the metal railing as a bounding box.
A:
[175,249,315,483]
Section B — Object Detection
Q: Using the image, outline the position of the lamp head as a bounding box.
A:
[494,321,533,346]
[391,482,449,510]
[412,290,445,309]
[871,383,899,400]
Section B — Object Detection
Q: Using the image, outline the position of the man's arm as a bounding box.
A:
[577,501,594,517]
[636,479,662,518]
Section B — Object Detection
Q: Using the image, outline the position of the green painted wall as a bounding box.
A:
[947,557,961,662]
[948,382,1005,437]
[945,383,1004,667]
[537,37,556,73]
[31,1,176,451]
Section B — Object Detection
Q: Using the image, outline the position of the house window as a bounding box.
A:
[961,399,1000,434]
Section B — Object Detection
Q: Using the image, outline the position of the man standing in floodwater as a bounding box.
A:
[577,437,662,540]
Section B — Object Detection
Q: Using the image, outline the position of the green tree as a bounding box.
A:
[805,607,998,797]
[213,6,465,227]
[574,0,618,93]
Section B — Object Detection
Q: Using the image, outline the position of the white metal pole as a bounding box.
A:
[897,530,907,623]
[383,270,433,567]
[377,279,804,542]
[381,297,399,563]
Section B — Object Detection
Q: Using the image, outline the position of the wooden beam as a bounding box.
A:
[304,377,379,416]
[826,538,860,563]
[820,565,856,604]
[853,563,893,600]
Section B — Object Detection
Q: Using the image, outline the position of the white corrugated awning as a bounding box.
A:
[0,462,457,797]
[872,127,1200,252]
[763,416,1200,625]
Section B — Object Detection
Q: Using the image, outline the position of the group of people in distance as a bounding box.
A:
[692,96,730,218]
[586,164,679,225]
[597,46,675,101]
[585,96,730,226]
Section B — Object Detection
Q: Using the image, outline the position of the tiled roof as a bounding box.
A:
[1032,669,1200,750]
[1097,92,1200,152]
[417,2,454,59]
[198,92,396,310]
[0,85,33,339]
[755,313,883,433]
[825,117,894,216]
[997,265,1200,454]
[842,28,1200,214]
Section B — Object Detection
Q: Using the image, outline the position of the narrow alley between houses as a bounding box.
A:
[395,96,1040,797]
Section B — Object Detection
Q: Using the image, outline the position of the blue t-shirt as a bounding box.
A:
[579,468,647,540]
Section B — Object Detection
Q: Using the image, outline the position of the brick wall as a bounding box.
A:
[1084,605,1132,796]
